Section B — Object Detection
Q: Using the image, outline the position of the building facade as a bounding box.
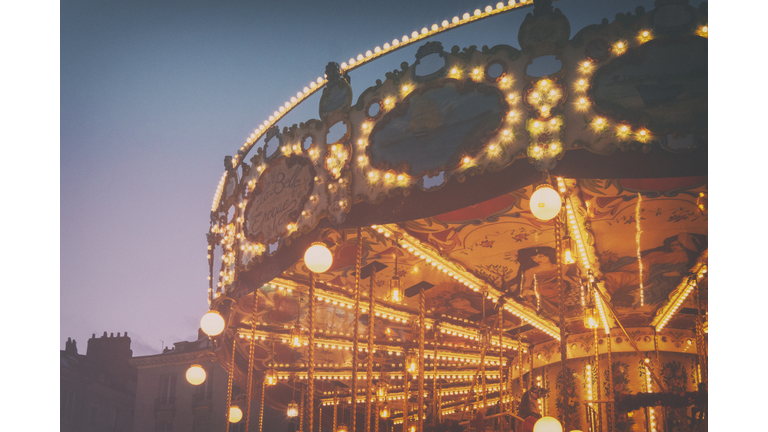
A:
[60,332,137,432]
[130,334,231,432]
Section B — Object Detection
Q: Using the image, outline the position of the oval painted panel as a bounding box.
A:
[591,36,707,135]
[368,83,503,176]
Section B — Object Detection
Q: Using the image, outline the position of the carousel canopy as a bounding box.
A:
[204,0,706,427]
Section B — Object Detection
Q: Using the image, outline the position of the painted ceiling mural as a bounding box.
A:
[223,176,707,371]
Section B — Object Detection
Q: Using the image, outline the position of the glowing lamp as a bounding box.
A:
[287,400,299,417]
[266,368,278,386]
[229,406,243,423]
[389,276,402,303]
[376,382,389,401]
[562,236,575,264]
[200,310,226,336]
[530,185,562,221]
[584,306,599,329]
[186,364,207,385]
[290,324,305,347]
[304,242,333,273]
[406,354,418,374]
[533,416,563,432]
[380,404,390,418]
[336,424,349,432]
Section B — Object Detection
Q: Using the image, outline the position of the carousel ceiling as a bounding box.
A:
[203,0,707,420]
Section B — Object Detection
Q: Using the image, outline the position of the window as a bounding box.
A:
[158,374,176,405]
[193,416,210,432]
[109,406,118,429]
[89,403,99,426]
[194,366,214,401]
[156,420,173,431]
[61,388,76,421]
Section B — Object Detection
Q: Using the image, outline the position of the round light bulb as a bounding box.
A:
[529,185,562,221]
[200,310,226,336]
[533,416,563,432]
[229,406,243,423]
[186,364,206,385]
[304,242,333,273]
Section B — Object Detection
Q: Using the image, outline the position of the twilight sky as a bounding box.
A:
[60,0,706,357]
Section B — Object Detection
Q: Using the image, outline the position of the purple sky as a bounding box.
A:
[59,0,706,358]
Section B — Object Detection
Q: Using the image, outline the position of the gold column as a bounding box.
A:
[300,387,305,432]
[432,325,439,425]
[366,267,376,432]
[353,228,362,432]
[260,378,266,432]
[309,273,317,432]
[246,294,258,432]
[593,327,602,432]
[555,216,569,430]
[418,288,425,432]
[499,308,504,412]
[334,391,338,432]
[403,360,409,432]
[225,335,236,432]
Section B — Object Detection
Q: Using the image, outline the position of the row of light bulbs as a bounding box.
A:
[211,1,535,220]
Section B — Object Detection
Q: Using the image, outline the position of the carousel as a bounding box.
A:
[194,1,708,431]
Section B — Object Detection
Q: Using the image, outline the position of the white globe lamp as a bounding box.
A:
[229,406,243,423]
[185,364,206,385]
[533,416,563,432]
[304,242,333,273]
[200,310,226,336]
[530,185,562,221]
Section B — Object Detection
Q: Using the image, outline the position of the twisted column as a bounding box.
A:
[432,326,438,425]
[353,228,362,432]
[246,294,258,432]
[334,391,338,432]
[499,308,504,412]
[225,335,237,432]
[418,288,425,432]
[260,378,266,432]
[309,273,317,432]
[366,267,376,432]
[593,327,602,432]
[403,360,409,432]
[555,216,570,430]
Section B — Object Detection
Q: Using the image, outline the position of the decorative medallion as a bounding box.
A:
[243,155,315,244]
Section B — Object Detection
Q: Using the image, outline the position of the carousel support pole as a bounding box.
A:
[517,332,523,397]
[555,215,570,430]
[593,327,602,432]
[334,391,338,432]
[459,343,486,421]
[375,397,380,432]
[225,335,237,432]
[654,330,664,432]
[696,282,708,389]
[246,293,258,432]
[309,272,317,432]
[300,387,305,432]
[480,297,487,411]
[320,399,324,432]
[432,324,439,426]
[260,378,266,432]
[353,228,362,432]
[418,288,426,432]
[403,360,409,432]
[607,330,615,432]
[499,308,504,413]
[366,266,376,432]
